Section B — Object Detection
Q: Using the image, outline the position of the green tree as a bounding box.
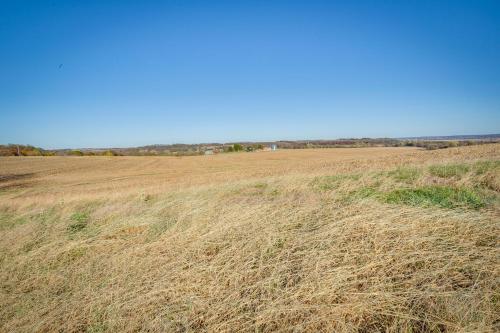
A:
[68,150,84,156]
[102,150,118,156]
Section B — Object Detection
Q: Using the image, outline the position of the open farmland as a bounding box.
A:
[0,145,499,332]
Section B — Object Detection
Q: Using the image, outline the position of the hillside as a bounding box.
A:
[2,134,499,156]
[0,145,499,332]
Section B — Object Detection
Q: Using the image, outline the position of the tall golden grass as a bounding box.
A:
[0,145,498,332]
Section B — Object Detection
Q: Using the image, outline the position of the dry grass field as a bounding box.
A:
[0,145,499,332]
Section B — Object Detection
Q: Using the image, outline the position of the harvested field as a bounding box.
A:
[0,145,499,332]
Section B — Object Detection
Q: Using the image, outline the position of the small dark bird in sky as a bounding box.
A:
[58,63,63,69]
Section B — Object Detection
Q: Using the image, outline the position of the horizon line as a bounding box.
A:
[4,133,499,151]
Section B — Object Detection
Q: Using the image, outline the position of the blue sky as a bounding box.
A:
[1,0,499,149]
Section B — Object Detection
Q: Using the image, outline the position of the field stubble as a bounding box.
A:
[0,145,499,332]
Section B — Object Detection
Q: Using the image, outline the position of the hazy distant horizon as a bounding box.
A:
[3,133,499,151]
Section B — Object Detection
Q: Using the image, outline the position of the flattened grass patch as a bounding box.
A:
[49,247,87,269]
[0,212,27,231]
[232,182,281,199]
[148,216,178,238]
[429,164,470,178]
[311,174,361,191]
[474,160,500,175]
[349,186,378,199]
[254,182,268,190]
[389,167,421,183]
[384,186,485,209]
[68,212,89,233]
[337,186,380,204]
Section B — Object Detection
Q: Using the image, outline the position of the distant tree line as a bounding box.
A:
[223,143,263,152]
[398,140,496,150]
[0,139,497,157]
[67,150,122,156]
[0,145,124,157]
[0,144,53,156]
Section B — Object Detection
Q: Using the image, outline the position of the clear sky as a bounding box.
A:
[1,0,499,149]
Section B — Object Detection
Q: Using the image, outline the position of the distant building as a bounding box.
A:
[271,144,278,151]
[204,149,214,155]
